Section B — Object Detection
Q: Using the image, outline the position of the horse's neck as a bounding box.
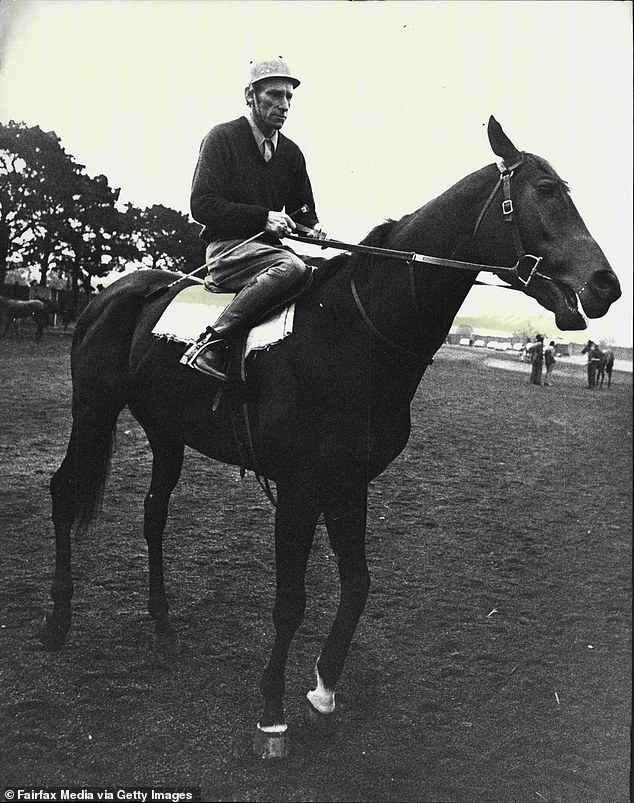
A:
[349,165,497,358]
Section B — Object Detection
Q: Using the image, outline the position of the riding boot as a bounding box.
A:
[182,265,308,380]
[187,329,229,382]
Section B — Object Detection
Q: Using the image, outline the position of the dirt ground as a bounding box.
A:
[0,325,631,802]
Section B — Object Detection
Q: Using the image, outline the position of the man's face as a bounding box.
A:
[247,78,294,134]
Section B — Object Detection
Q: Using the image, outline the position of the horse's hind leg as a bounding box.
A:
[41,410,118,651]
[40,448,76,650]
[142,431,185,653]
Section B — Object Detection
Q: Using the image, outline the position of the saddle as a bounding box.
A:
[154,268,313,364]
[151,265,315,490]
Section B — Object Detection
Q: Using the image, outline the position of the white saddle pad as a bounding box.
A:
[151,284,295,356]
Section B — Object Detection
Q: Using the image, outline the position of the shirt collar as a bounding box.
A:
[245,113,279,152]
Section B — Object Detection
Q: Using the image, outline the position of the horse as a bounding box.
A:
[0,295,49,340]
[39,117,621,757]
[581,342,614,389]
[597,349,615,388]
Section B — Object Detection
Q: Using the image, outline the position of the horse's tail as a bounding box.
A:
[55,415,118,538]
[53,278,149,537]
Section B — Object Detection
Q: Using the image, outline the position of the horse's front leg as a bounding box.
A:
[255,473,321,758]
[306,475,370,727]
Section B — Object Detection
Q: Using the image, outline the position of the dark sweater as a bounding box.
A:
[190,116,319,244]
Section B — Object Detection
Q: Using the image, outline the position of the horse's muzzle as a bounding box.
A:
[578,268,622,319]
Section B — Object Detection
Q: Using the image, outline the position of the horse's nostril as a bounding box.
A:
[592,270,621,296]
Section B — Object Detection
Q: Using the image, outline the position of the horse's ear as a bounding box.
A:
[487,116,522,163]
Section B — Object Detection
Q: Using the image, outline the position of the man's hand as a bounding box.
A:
[309,223,328,241]
[266,211,296,238]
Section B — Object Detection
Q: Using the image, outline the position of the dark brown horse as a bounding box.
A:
[0,295,48,340]
[40,118,621,757]
[601,350,615,388]
[595,348,615,388]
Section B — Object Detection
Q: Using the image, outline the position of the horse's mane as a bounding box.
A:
[360,220,396,247]
[309,220,397,290]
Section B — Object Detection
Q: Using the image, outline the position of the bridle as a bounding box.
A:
[347,155,554,361]
[239,159,558,509]
[472,156,552,289]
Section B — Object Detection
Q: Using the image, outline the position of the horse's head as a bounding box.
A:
[476,117,621,331]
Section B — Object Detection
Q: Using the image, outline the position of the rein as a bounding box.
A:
[289,157,554,361]
[288,156,551,290]
[288,232,524,278]
[235,159,557,505]
[349,276,430,362]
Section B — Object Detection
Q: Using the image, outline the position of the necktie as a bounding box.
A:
[262,139,273,162]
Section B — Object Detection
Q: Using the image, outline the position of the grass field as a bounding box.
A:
[1,329,631,802]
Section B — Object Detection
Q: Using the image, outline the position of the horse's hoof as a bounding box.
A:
[39,612,69,652]
[253,727,289,759]
[154,630,182,656]
[304,699,337,736]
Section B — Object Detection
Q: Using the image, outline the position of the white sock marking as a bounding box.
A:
[306,666,336,714]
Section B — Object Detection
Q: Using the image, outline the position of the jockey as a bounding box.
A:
[182,56,326,381]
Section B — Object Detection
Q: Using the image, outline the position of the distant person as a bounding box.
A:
[521,339,531,362]
[528,334,544,385]
[544,340,556,385]
[581,339,604,389]
[181,56,326,381]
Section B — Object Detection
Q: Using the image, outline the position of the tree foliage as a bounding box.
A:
[121,204,204,273]
[0,120,204,308]
[0,121,80,286]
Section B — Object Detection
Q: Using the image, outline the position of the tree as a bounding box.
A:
[1,121,206,318]
[0,121,83,286]
[121,204,204,273]
[60,173,143,317]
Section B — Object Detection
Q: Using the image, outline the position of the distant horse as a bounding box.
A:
[596,349,615,389]
[0,295,49,340]
[581,342,614,389]
[43,297,73,329]
[40,118,621,757]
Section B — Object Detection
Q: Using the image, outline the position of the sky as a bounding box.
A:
[0,0,632,345]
